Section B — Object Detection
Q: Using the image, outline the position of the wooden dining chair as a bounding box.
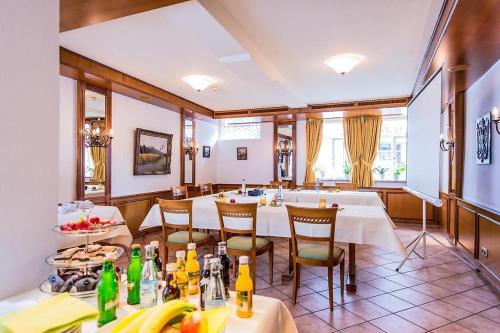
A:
[269,181,289,189]
[158,199,212,273]
[285,205,345,311]
[215,201,274,290]
[198,183,213,196]
[302,181,324,190]
[171,185,189,200]
[335,182,358,191]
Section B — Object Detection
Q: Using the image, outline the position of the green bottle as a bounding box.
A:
[97,257,118,327]
[127,244,142,305]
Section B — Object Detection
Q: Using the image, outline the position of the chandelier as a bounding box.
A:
[84,120,113,148]
[277,140,293,161]
[184,137,199,159]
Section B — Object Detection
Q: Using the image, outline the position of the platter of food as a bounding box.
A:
[46,244,124,268]
[52,217,123,236]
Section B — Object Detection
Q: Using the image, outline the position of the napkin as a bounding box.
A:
[0,293,98,333]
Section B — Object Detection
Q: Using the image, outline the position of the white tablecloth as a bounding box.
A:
[141,193,406,256]
[279,189,385,207]
[2,287,297,333]
[57,206,132,249]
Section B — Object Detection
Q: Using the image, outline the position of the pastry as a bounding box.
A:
[86,244,102,253]
[71,251,90,262]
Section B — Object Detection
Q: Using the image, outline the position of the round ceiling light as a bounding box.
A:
[324,54,364,75]
[182,75,216,92]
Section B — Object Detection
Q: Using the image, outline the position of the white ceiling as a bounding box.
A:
[60,0,443,112]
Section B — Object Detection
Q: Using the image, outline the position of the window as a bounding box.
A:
[220,117,261,140]
[314,114,407,182]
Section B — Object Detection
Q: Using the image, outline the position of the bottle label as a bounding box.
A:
[236,290,252,313]
[127,282,135,291]
[104,299,116,311]
[188,271,200,293]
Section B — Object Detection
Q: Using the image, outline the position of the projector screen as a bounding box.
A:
[406,69,442,206]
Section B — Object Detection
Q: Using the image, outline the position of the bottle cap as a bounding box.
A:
[131,243,141,249]
[187,243,196,250]
[150,240,159,247]
[166,263,177,272]
[239,256,249,264]
[203,254,213,259]
[176,250,185,258]
[218,241,226,246]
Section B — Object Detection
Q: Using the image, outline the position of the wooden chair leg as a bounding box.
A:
[296,262,301,286]
[251,255,257,294]
[340,259,345,298]
[292,262,298,304]
[328,266,334,311]
[268,244,274,285]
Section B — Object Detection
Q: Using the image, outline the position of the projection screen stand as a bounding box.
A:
[396,198,480,272]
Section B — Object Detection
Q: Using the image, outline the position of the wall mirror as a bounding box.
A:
[181,113,196,186]
[274,122,296,184]
[77,82,112,203]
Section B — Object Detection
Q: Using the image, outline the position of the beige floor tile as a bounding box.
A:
[397,307,450,330]
[340,322,384,333]
[315,307,365,330]
[390,287,435,305]
[294,313,334,333]
[420,300,473,321]
[460,284,500,306]
[282,299,310,318]
[342,300,390,321]
[363,278,405,292]
[441,294,492,313]
[456,314,500,332]
[370,314,426,333]
[296,293,333,312]
[367,294,414,312]
[478,306,500,324]
[430,323,475,333]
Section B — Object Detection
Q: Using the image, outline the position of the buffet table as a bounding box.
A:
[140,190,406,290]
[57,206,132,249]
[3,286,298,333]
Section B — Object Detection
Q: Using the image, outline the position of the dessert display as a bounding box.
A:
[48,244,123,267]
[54,216,120,234]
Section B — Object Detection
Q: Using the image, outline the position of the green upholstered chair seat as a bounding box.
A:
[167,231,209,244]
[297,243,343,261]
[227,236,270,251]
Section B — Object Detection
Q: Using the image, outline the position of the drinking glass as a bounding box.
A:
[319,199,326,208]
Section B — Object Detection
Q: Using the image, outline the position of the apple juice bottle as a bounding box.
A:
[235,256,253,318]
[186,243,200,295]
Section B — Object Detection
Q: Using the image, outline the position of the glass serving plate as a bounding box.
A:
[51,222,123,237]
[45,247,125,268]
[39,280,96,298]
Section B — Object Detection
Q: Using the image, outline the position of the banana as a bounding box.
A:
[117,308,155,333]
[111,309,146,333]
[139,300,196,333]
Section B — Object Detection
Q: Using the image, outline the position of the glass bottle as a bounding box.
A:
[97,257,118,327]
[140,244,158,308]
[127,244,142,305]
[199,253,213,310]
[175,250,189,300]
[216,242,230,299]
[205,258,226,309]
[235,256,253,318]
[185,243,200,295]
[242,178,246,195]
[315,178,320,192]
[162,263,180,302]
[150,240,163,287]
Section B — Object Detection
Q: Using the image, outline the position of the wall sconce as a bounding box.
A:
[440,134,455,152]
[84,120,113,148]
[492,106,500,135]
[277,140,293,161]
[184,137,199,159]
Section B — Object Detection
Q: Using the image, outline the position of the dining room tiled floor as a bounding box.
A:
[122,224,500,333]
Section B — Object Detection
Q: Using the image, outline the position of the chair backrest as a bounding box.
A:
[158,199,193,242]
[199,183,213,196]
[215,201,257,244]
[285,205,338,263]
[302,181,323,190]
[171,185,189,200]
[335,182,358,191]
[269,181,289,189]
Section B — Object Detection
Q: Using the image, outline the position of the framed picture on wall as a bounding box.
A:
[134,128,173,175]
[203,145,210,158]
[237,147,247,160]
[476,113,491,165]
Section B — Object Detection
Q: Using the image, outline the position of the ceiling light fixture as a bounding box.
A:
[324,54,364,75]
[182,75,216,92]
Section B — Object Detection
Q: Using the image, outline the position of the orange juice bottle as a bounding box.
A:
[235,256,253,318]
[186,243,200,295]
[175,250,189,300]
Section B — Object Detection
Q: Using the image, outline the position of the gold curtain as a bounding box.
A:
[343,116,382,187]
[91,147,106,183]
[304,118,323,182]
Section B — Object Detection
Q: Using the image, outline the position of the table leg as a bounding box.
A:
[346,243,357,292]
[281,238,294,280]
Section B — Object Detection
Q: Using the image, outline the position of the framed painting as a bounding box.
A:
[134,128,173,175]
[476,113,491,165]
[203,145,211,158]
[237,146,247,160]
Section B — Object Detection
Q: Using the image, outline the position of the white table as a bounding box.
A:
[2,287,297,333]
[279,189,385,207]
[57,206,132,249]
[141,191,406,291]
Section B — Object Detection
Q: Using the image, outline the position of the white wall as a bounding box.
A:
[59,76,77,202]
[215,123,274,184]
[112,93,181,196]
[463,60,500,214]
[196,120,218,184]
[0,0,58,298]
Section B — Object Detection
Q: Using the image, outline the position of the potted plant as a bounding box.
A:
[393,164,406,181]
[373,166,389,180]
[343,161,351,180]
